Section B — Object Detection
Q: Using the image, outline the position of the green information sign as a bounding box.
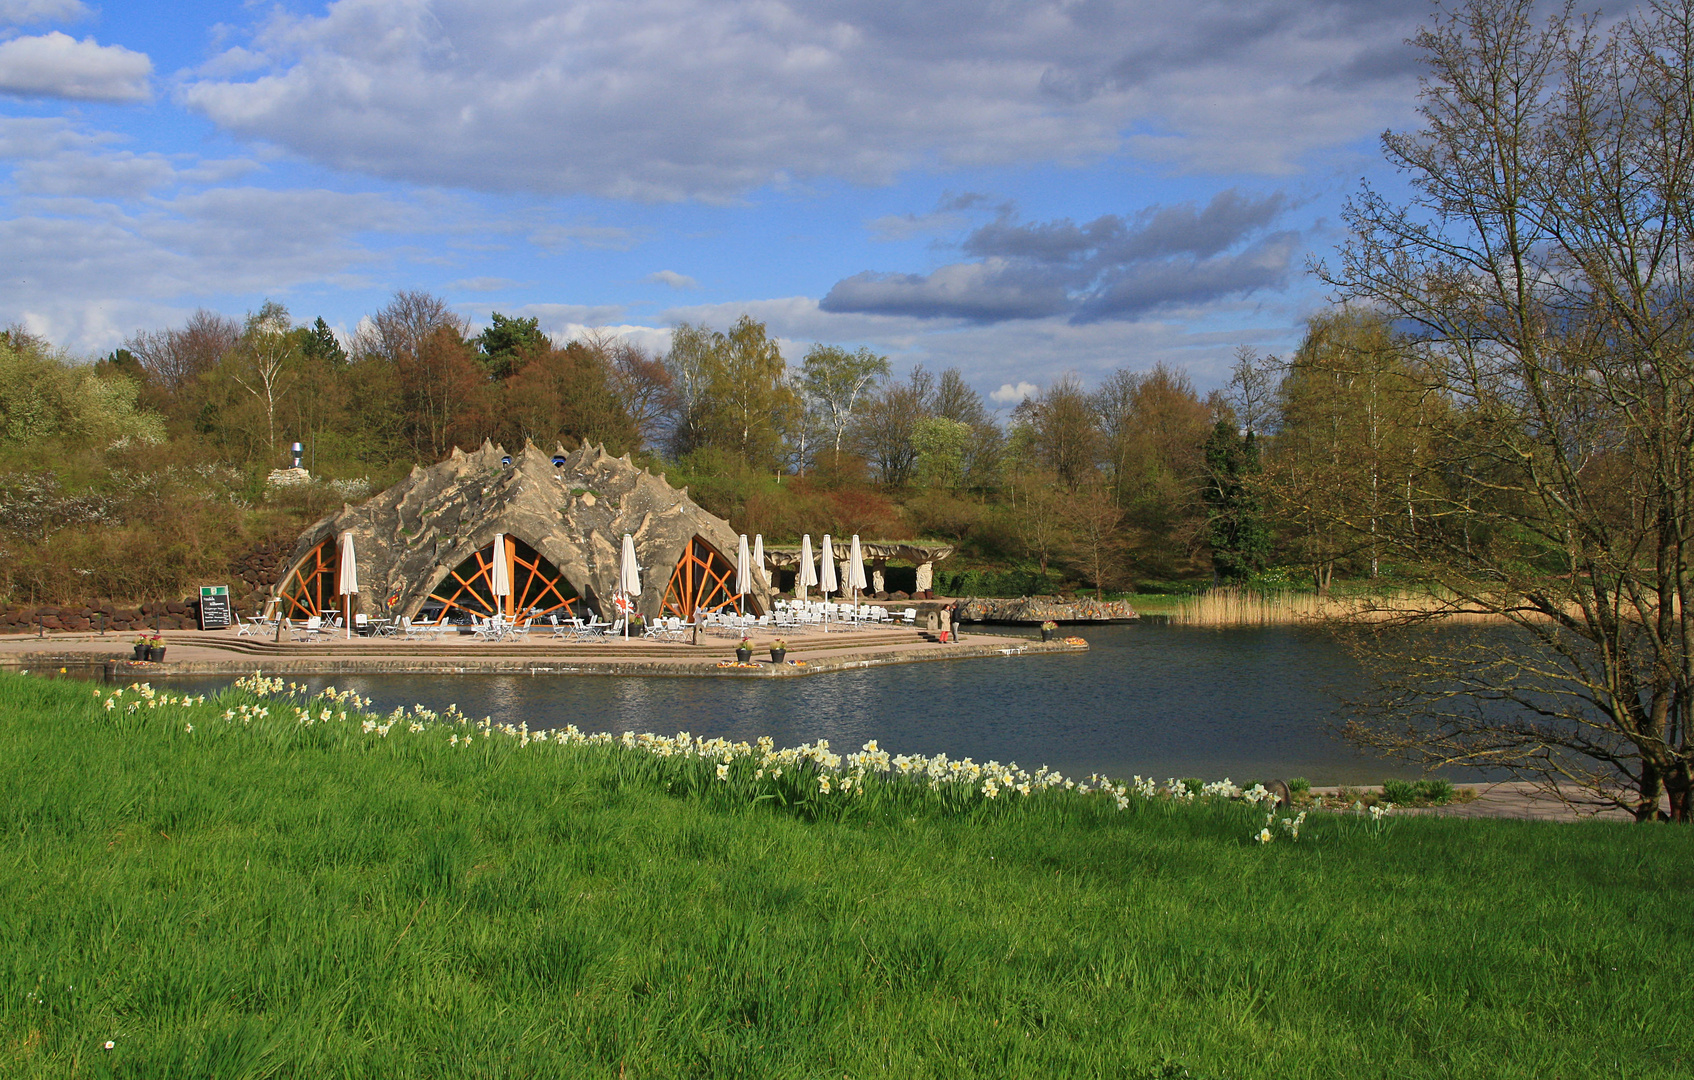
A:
[198,585,231,630]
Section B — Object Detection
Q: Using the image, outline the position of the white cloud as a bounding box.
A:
[652,294,1299,397]
[991,381,1038,405]
[178,0,1426,200]
[645,270,697,290]
[0,32,151,102]
[527,221,640,252]
[0,119,428,351]
[447,276,524,292]
[0,0,89,26]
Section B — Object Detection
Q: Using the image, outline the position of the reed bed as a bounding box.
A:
[1168,587,1516,628]
[0,671,1688,1078]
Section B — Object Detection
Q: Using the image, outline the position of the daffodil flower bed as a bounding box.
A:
[88,674,1386,838]
[3,670,1685,1078]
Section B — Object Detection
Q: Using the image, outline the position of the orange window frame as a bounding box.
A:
[661,536,757,621]
[427,536,579,622]
[279,538,338,619]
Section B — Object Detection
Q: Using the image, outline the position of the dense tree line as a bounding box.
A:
[1,288,1451,607]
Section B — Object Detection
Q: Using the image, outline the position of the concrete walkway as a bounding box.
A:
[1312,782,1673,823]
[0,624,1087,678]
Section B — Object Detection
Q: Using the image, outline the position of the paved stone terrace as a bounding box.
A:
[0,624,1087,679]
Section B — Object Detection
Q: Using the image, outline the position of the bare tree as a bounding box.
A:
[1226,346,1281,436]
[1010,468,1068,576]
[578,330,676,452]
[1067,476,1127,599]
[801,344,889,468]
[1015,375,1102,489]
[852,367,933,486]
[355,290,464,367]
[124,309,238,398]
[1320,0,1694,820]
[230,300,298,456]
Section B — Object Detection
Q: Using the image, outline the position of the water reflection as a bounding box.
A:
[150,623,1401,783]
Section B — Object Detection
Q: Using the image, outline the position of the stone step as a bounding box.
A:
[181,629,930,659]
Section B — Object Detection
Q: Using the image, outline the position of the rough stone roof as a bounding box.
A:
[275,439,771,620]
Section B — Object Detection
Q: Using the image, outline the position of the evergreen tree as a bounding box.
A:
[1201,419,1268,582]
[476,312,546,379]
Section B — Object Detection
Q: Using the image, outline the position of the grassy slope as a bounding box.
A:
[0,673,1689,1079]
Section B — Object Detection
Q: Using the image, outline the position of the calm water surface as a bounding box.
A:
[155,622,1393,784]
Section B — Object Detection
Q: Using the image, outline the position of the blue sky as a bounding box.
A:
[0,0,1451,403]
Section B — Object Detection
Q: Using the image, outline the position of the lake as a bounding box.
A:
[151,622,1403,785]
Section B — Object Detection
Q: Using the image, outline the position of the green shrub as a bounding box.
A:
[1288,777,1311,795]
[935,566,1072,597]
[1415,778,1455,805]
[1382,778,1419,804]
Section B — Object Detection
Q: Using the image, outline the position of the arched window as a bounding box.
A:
[662,536,757,620]
[279,537,338,619]
[427,536,579,622]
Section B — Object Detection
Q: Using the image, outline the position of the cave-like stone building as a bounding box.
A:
[273,440,771,624]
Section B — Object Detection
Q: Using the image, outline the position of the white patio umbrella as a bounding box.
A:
[818,534,838,597]
[619,533,642,637]
[847,534,869,612]
[736,534,752,616]
[336,531,358,639]
[490,533,511,620]
[752,534,767,587]
[797,534,817,602]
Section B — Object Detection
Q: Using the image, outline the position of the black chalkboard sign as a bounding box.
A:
[199,585,231,630]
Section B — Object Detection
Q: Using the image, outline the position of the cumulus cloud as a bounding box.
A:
[822,189,1298,324]
[0,0,89,26]
[177,0,1425,200]
[646,270,697,290]
[990,381,1039,405]
[0,32,151,102]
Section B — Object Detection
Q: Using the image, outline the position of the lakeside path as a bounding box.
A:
[1313,783,1674,824]
[0,624,1086,679]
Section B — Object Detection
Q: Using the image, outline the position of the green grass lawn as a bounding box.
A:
[1,672,1689,1079]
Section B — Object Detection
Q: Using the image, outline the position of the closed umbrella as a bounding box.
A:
[736,534,751,616]
[797,534,817,602]
[847,534,868,613]
[752,534,766,587]
[336,531,358,638]
[490,533,511,621]
[819,535,837,597]
[620,533,642,637]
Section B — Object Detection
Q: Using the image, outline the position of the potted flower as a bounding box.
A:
[146,634,166,662]
[769,638,787,664]
[131,635,150,661]
[1039,620,1058,642]
[735,636,754,663]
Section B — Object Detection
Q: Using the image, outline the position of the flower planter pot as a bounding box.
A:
[769,649,786,664]
[1040,629,1054,642]
[735,648,752,663]
[147,646,166,662]
[132,644,148,661]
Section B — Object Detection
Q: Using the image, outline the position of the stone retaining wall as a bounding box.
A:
[0,601,197,634]
[958,596,1137,623]
[0,538,291,635]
